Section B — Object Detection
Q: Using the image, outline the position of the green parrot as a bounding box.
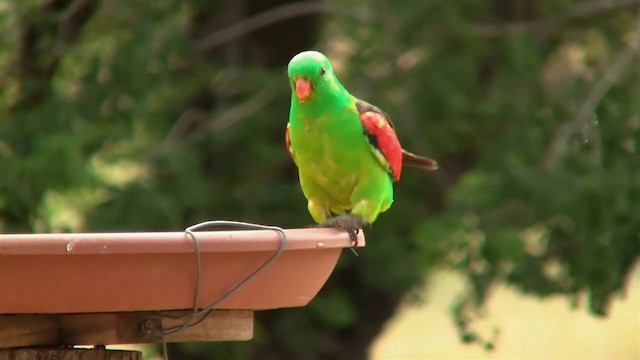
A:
[286,50,438,240]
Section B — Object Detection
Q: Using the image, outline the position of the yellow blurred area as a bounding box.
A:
[371,264,640,360]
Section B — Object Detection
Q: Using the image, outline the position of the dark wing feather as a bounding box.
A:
[402,149,438,170]
[356,99,438,175]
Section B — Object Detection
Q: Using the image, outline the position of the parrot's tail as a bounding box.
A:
[402,149,438,171]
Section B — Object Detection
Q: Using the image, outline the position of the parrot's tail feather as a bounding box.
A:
[402,149,438,171]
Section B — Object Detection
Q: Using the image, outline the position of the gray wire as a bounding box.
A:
[161,337,168,360]
[142,220,288,359]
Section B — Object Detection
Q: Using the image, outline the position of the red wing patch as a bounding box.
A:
[285,123,295,161]
[359,111,403,181]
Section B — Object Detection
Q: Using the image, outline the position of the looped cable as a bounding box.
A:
[141,220,288,358]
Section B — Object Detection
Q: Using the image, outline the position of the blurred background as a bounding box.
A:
[1,0,639,359]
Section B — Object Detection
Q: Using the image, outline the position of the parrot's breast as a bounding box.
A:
[289,107,390,209]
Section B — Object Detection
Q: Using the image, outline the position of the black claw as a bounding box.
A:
[318,214,363,248]
[349,229,358,243]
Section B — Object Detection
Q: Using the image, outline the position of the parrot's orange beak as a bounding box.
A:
[294,77,312,101]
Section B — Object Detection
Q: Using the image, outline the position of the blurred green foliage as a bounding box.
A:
[1,0,639,358]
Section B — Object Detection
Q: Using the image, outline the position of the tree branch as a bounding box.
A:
[194,88,274,139]
[473,0,640,37]
[5,0,100,111]
[540,14,639,171]
[58,0,98,43]
[151,107,210,159]
[198,1,372,52]
[147,88,275,162]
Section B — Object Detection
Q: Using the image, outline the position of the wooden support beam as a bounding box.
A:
[0,348,142,360]
[0,310,253,349]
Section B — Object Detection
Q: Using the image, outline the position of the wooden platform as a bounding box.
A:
[0,310,253,349]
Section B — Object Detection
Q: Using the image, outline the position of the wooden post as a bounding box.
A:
[0,348,142,360]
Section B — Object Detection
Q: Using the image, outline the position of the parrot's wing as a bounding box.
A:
[356,100,439,177]
[285,122,296,164]
[356,100,403,181]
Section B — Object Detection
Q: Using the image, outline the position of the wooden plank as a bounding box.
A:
[0,314,59,348]
[0,348,142,360]
[0,310,253,349]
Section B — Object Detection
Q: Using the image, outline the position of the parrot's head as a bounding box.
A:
[287,50,338,102]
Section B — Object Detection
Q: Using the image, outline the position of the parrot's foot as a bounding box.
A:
[320,214,364,246]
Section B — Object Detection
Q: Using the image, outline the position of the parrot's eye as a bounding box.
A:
[319,66,326,77]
